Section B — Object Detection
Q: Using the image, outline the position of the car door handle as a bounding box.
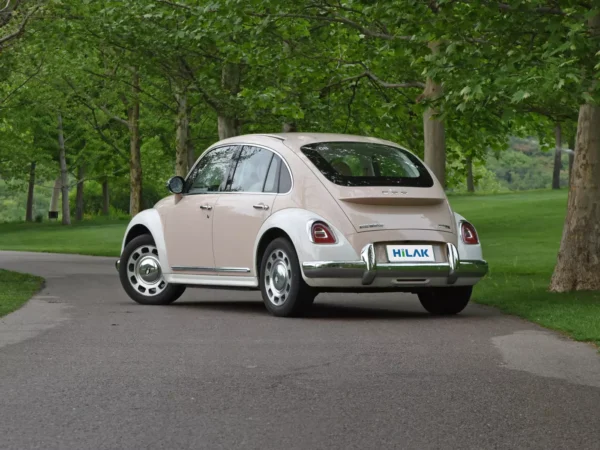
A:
[200,204,212,210]
[253,203,269,210]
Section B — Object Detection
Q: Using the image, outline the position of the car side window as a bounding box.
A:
[263,155,280,193]
[278,160,292,193]
[185,146,236,195]
[229,146,274,193]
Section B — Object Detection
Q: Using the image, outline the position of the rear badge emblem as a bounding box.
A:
[382,189,408,195]
[359,223,384,229]
[438,224,451,230]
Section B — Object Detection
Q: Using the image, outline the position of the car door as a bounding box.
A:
[163,145,238,273]
[212,145,287,276]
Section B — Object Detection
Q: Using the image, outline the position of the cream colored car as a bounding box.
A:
[116,133,488,317]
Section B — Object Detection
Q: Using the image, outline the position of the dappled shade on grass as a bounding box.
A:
[0,270,44,317]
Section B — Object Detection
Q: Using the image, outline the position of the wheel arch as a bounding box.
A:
[121,209,171,274]
[255,228,292,276]
[252,208,360,276]
[124,224,152,247]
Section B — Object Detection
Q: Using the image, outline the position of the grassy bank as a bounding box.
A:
[449,190,600,348]
[0,270,44,317]
[0,190,597,347]
[0,219,126,257]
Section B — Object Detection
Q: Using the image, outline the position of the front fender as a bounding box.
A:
[121,209,171,274]
[453,212,484,261]
[253,208,359,275]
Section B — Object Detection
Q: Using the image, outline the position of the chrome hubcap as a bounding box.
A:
[265,249,292,306]
[139,258,161,283]
[127,244,167,297]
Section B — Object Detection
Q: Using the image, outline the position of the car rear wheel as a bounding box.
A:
[119,234,186,305]
[259,237,316,317]
[418,286,473,315]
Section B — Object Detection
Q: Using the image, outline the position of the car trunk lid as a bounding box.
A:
[331,186,455,233]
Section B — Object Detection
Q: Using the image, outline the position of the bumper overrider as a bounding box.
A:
[302,243,488,286]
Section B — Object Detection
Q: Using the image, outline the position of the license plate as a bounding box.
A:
[386,244,435,263]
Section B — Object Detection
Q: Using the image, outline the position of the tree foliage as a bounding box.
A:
[1,0,599,291]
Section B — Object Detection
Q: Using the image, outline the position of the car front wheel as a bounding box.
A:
[119,234,186,305]
[259,237,316,317]
[418,286,473,315]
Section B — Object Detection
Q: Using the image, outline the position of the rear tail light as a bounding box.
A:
[460,221,479,245]
[310,221,336,244]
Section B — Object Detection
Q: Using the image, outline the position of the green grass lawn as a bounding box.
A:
[0,269,44,317]
[449,189,600,348]
[0,190,598,347]
[0,218,127,257]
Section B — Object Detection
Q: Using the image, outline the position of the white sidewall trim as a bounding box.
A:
[121,209,171,274]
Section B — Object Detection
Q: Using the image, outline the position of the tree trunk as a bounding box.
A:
[25,161,36,222]
[552,122,562,189]
[102,178,110,216]
[187,133,195,170]
[422,42,446,188]
[549,104,600,291]
[175,88,190,177]
[550,11,600,292]
[57,113,71,226]
[49,176,61,219]
[283,122,297,132]
[75,164,85,221]
[217,63,241,139]
[568,135,575,187]
[466,156,474,193]
[128,68,143,216]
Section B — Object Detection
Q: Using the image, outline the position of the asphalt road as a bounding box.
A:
[0,251,599,450]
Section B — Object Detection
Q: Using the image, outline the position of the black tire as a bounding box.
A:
[418,286,473,315]
[259,237,316,317]
[119,234,186,305]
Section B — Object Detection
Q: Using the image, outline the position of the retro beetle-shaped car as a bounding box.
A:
[116,133,488,317]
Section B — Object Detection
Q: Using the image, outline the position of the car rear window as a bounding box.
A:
[300,141,434,187]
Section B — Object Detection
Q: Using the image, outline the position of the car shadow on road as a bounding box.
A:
[170,300,479,321]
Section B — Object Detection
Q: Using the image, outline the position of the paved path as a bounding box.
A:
[1,251,599,450]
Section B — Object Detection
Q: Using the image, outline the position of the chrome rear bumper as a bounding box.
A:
[302,243,488,286]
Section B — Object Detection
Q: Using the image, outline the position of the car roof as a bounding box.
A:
[213,132,407,153]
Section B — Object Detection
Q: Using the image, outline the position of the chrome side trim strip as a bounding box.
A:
[172,266,215,272]
[218,267,252,273]
[166,274,259,288]
[171,266,251,273]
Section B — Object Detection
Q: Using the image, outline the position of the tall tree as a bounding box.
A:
[552,123,562,190]
[56,112,70,225]
[440,2,600,291]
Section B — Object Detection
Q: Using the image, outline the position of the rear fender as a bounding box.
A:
[453,212,484,261]
[253,208,359,275]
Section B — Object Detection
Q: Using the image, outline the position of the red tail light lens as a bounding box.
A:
[310,222,336,244]
[460,221,479,245]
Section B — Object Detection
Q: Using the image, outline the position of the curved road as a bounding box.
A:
[1,251,599,450]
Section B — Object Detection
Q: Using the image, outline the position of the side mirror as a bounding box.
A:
[167,176,185,194]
